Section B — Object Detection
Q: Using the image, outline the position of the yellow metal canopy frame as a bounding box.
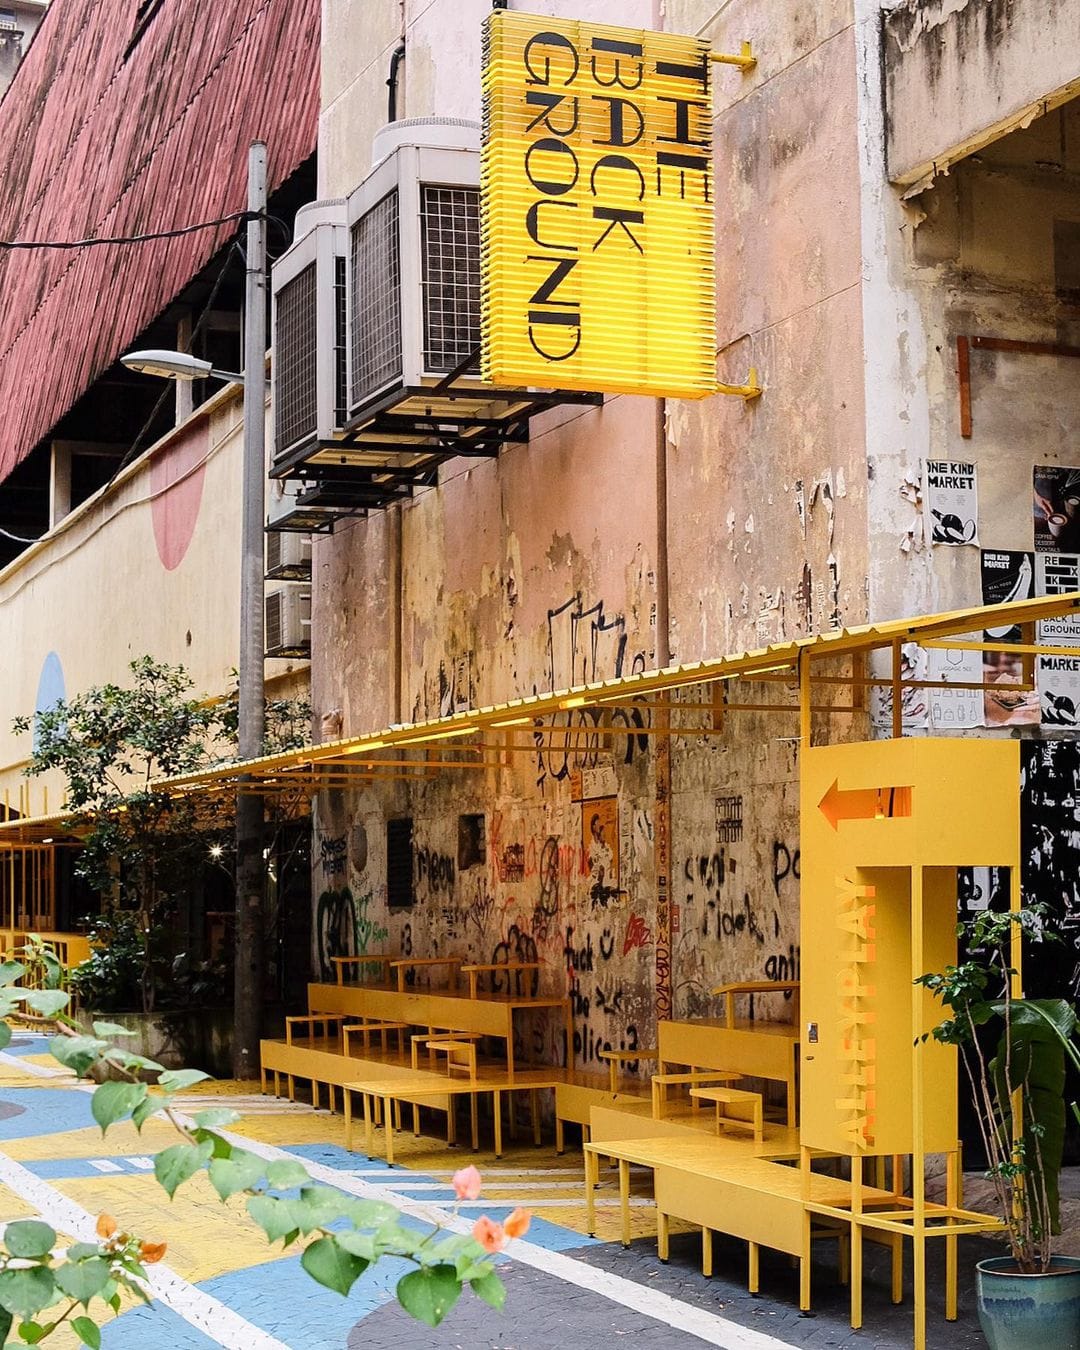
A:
[80,588,1076,802]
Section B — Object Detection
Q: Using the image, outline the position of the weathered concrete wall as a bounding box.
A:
[310,0,875,1060]
[861,58,1080,627]
[885,0,1080,188]
[0,389,308,811]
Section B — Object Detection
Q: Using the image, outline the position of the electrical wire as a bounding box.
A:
[101,240,243,492]
[0,526,40,544]
[0,210,258,251]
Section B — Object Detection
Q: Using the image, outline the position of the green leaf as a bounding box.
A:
[154,1140,212,1199]
[0,962,26,987]
[0,1022,11,1052]
[0,1268,56,1321]
[193,1130,232,1160]
[264,1160,309,1191]
[190,1108,240,1130]
[396,1265,462,1328]
[131,1092,169,1132]
[991,1010,1068,1236]
[246,1195,303,1244]
[54,1258,110,1306]
[4,1221,56,1259]
[157,1069,210,1093]
[17,1321,46,1344]
[299,1237,368,1297]
[296,1185,352,1231]
[48,1035,107,1077]
[91,1022,136,1039]
[65,1244,99,1262]
[343,1198,398,1228]
[71,1315,101,1349]
[470,1270,506,1311]
[208,1150,265,1202]
[19,990,70,1018]
[335,1231,376,1261]
[91,1081,147,1134]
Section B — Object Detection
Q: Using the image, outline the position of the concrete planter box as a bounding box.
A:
[76,1008,233,1079]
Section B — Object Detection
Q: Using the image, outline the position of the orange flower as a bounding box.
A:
[96,1214,117,1239]
[452,1165,482,1201]
[472,1216,506,1253]
[139,1241,167,1264]
[504,1208,531,1240]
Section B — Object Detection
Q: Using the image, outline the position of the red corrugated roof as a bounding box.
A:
[0,0,319,479]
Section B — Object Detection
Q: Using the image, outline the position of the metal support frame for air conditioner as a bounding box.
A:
[268,119,602,512]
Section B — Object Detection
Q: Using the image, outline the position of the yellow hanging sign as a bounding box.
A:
[480,11,717,398]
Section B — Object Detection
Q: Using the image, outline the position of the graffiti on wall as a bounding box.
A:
[314,886,389,982]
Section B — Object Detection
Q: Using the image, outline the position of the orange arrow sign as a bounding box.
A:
[819,780,913,830]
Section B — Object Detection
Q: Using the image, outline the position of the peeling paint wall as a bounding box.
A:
[868,27,1080,628]
[885,0,1080,187]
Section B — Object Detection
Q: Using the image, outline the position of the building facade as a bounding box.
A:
[294,0,1080,1071]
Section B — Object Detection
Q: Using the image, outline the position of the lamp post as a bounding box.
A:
[122,140,268,1079]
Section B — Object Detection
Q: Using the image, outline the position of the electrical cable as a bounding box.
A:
[101,240,243,493]
[0,210,259,251]
[0,526,41,544]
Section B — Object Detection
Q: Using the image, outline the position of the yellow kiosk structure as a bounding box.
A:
[800,737,1014,1344]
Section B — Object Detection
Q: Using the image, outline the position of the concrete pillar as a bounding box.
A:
[48,442,71,529]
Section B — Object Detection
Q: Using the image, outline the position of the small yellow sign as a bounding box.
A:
[480,11,716,398]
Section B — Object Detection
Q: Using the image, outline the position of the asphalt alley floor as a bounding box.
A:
[0,1034,998,1349]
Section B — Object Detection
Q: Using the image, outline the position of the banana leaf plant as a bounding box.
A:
[917,905,1080,1272]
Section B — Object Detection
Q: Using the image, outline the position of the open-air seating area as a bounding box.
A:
[263,971,980,1338]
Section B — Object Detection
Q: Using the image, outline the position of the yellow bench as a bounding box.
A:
[343,1065,568,1162]
[555,1016,798,1148]
[690,1085,764,1141]
[584,1134,901,1311]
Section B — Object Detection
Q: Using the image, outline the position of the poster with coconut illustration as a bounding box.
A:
[924,460,979,544]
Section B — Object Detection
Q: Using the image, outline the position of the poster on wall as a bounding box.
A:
[869,642,929,730]
[1033,552,1080,725]
[1020,741,1080,1000]
[582,796,620,909]
[924,460,979,544]
[927,646,985,729]
[1033,464,1080,552]
[981,550,1034,641]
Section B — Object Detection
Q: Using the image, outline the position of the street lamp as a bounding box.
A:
[120,141,268,1080]
[120,349,244,384]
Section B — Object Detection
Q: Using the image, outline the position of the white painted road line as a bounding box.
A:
[190,1117,798,1350]
[0,1151,290,1350]
[0,1051,65,1078]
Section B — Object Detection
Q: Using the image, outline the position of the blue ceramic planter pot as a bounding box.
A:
[976,1255,1080,1349]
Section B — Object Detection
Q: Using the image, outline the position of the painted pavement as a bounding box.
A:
[0,1036,991,1348]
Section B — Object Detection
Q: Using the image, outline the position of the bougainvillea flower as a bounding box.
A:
[504,1208,531,1239]
[96,1214,117,1239]
[472,1216,506,1253]
[452,1165,483,1200]
[139,1241,167,1264]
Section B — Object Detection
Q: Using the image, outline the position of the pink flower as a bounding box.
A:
[504,1208,531,1239]
[452,1165,482,1201]
[472,1216,506,1253]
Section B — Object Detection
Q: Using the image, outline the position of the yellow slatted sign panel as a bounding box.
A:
[480,11,717,398]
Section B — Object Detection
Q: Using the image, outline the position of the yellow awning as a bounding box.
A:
[141,588,1080,796]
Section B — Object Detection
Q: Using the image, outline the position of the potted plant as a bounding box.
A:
[918,906,1080,1349]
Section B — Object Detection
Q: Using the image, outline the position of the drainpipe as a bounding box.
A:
[655,402,671,667]
[387,41,406,123]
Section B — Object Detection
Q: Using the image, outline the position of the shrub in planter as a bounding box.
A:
[918,906,1080,1348]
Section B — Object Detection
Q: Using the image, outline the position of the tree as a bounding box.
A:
[12,657,312,1017]
[14,659,224,1014]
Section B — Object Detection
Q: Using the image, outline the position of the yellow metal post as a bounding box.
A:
[710,41,756,71]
